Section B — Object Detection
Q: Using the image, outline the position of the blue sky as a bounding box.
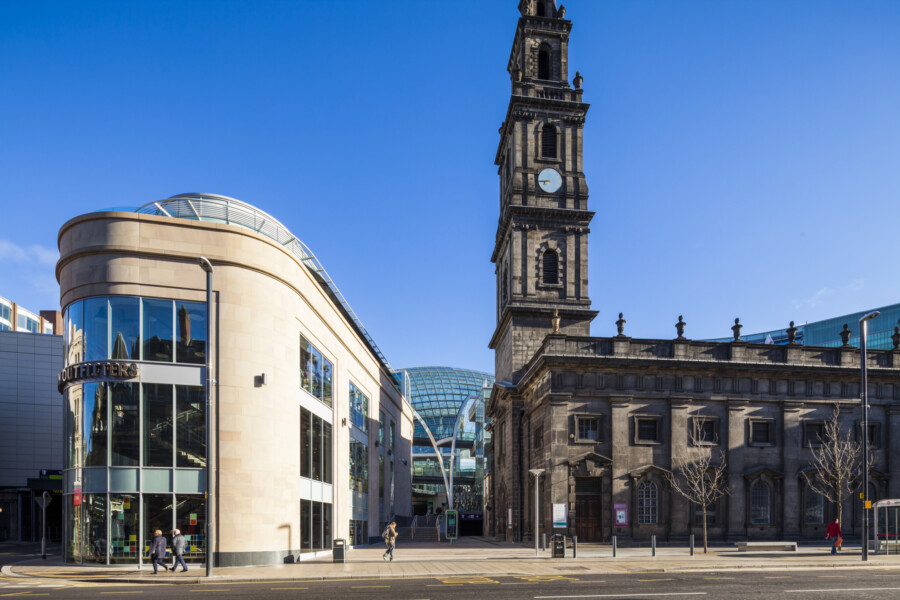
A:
[1,1,899,374]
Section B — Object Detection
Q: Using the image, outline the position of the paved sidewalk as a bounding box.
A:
[4,537,900,585]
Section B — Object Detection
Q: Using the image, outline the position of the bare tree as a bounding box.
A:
[667,416,731,553]
[804,404,875,527]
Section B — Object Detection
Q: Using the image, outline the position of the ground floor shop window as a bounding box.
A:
[64,493,206,564]
[300,499,332,552]
[349,519,367,546]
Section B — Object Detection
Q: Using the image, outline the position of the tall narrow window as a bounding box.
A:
[542,249,558,285]
[541,123,557,158]
[804,486,824,524]
[538,45,551,79]
[638,481,658,525]
[536,2,546,17]
[750,481,770,524]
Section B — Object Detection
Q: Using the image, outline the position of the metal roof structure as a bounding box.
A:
[135,193,395,376]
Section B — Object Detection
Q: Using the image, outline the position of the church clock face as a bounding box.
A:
[538,168,562,193]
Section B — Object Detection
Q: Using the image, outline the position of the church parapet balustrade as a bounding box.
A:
[521,334,898,383]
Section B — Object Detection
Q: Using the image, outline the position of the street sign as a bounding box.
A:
[446,509,459,540]
[34,495,53,509]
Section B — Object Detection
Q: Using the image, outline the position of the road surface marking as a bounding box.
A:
[352,585,390,588]
[703,577,734,580]
[535,594,706,599]
[271,588,308,590]
[637,578,674,582]
[786,588,900,594]
[189,590,231,593]
[765,577,791,579]
[100,593,143,595]
[427,584,463,587]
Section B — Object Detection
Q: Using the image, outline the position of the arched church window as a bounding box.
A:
[542,249,558,285]
[542,123,557,158]
[638,481,658,525]
[750,481,770,524]
[538,45,551,80]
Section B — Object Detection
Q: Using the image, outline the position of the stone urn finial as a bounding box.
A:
[786,321,798,345]
[573,71,583,90]
[552,309,560,334]
[731,318,742,342]
[840,323,852,346]
[892,326,900,350]
[675,315,686,340]
[616,312,626,337]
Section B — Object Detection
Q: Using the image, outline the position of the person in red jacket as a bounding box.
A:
[826,518,842,554]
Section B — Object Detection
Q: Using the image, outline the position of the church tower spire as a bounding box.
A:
[490,1,596,384]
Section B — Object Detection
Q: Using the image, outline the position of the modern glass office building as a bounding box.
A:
[57,193,413,566]
[394,367,492,534]
[706,303,900,349]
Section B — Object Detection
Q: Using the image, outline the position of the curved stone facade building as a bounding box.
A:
[57,194,413,566]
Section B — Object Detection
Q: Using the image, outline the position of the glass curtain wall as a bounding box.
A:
[62,295,207,565]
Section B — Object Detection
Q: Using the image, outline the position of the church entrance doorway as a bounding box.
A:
[574,477,602,541]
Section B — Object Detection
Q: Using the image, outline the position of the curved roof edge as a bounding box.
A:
[135,193,395,378]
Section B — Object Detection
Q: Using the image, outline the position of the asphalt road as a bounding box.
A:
[3,570,900,599]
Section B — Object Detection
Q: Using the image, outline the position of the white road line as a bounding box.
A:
[786,588,900,594]
[535,594,707,599]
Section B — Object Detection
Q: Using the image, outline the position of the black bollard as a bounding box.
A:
[542,533,546,551]
[573,535,577,558]
[690,534,694,556]
[612,535,617,558]
[652,535,656,557]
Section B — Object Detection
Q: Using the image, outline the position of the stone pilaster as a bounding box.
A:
[727,399,748,539]
[610,396,631,532]
[669,398,691,538]
[782,402,803,539]
[549,394,571,533]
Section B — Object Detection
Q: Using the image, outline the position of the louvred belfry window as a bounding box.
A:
[542,124,557,158]
[538,46,551,79]
[543,250,558,285]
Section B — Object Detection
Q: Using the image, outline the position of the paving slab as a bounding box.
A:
[3,537,900,586]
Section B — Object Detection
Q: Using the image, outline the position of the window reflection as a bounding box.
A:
[67,300,84,366]
[83,493,107,564]
[300,335,332,407]
[109,494,139,563]
[176,301,206,364]
[175,495,206,563]
[300,409,311,479]
[143,494,173,557]
[83,383,108,467]
[176,386,206,468]
[67,385,83,470]
[312,415,322,481]
[109,297,140,360]
[110,383,139,466]
[323,422,332,484]
[84,297,108,362]
[143,384,173,467]
[142,298,173,362]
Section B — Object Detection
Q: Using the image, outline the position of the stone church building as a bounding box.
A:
[486,0,900,543]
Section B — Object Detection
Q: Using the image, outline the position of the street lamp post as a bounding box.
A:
[859,310,880,562]
[198,257,214,576]
[529,469,545,557]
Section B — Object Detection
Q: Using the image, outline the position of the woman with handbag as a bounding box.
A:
[826,518,842,555]
[149,529,169,573]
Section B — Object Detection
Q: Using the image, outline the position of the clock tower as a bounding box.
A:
[489,0,596,384]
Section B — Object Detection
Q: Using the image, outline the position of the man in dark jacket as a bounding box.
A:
[171,529,188,572]
[149,530,168,573]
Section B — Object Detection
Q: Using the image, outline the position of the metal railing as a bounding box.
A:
[135,193,395,375]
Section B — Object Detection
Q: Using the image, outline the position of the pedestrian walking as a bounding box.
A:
[826,518,842,555]
[381,521,398,561]
[171,529,188,572]
[149,529,168,573]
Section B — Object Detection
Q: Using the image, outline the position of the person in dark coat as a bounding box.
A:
[149,529,168,573]
[826,518,842,554]
[171,529,188,572]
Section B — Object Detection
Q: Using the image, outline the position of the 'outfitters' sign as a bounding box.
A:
[58,361,139,391]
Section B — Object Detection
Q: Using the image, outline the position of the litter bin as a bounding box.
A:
[551,534,566,558]
[333,538,347,563]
